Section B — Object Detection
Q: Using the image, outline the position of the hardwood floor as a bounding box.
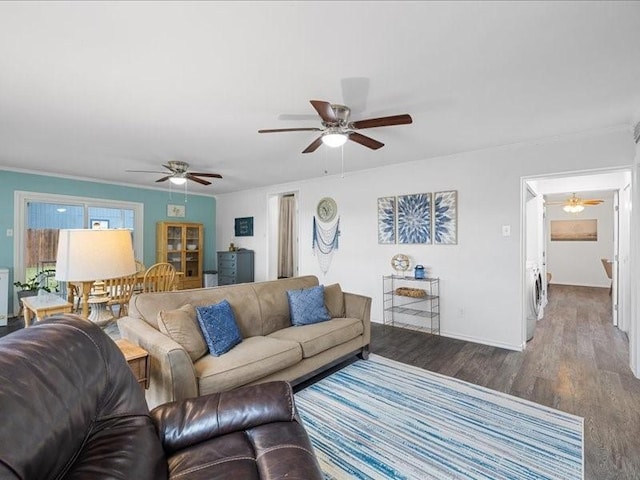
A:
[371,284,640,480]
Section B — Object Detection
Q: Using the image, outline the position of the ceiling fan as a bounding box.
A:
[546,193,604,213]
[126,161,222,186]
[259,100,412,153]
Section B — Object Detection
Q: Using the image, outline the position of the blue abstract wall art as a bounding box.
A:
[434,190,458,245]
[377,196,396,244]
[397,193,431,244]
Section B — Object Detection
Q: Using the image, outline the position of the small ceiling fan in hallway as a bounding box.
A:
[259,100,413,153]
[546,193,604,213]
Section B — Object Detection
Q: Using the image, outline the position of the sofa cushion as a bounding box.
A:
[157,304,208,362]
[196,300,243,356]
[253,276,320,335]
[194,337,302,395]
[324,283,345,318]
[268,317,363,358]
[287,285,331,326]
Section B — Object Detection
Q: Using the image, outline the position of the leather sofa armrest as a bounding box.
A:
[118,316,198,409]
[151,381,297,454]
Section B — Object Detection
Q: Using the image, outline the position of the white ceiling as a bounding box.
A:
[1,1,639,196]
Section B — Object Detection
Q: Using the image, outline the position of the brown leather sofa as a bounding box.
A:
[0,315,323,480]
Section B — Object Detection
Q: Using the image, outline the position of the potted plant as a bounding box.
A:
[14,268,58,302]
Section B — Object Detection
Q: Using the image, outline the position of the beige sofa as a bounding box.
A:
[118,275,371,408]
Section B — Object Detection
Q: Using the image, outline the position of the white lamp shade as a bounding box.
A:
[563,204,585,213]
[322,133,348,148]
[55,229,137,281]
[170,176,187,185]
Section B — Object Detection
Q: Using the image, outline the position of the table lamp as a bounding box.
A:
[55,229,137,319]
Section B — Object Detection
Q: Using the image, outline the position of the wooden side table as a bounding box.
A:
[115,339,150,389]
[21,295,74,327]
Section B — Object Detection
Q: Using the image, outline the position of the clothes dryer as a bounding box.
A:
[526,261,544,341]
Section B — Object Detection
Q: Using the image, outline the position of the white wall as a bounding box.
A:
[215,127,635,351]
[545,200,614,288]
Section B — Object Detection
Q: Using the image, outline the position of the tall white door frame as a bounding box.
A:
[521,167,634,372]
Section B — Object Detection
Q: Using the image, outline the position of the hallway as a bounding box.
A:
[370,284,640,480]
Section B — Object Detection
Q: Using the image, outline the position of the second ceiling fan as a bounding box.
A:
[546,193,604,213]
[127,161,222,186]
[259,100,412,153]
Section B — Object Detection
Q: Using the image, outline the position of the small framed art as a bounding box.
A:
[167,204,186,218]
[235,217,254,237]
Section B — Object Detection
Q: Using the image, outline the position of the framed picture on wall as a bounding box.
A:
[167,204,186,218]
[433,190,458,245]
[550,219,597,241]
[397,193,432,244]
[235,217,254,237]
[377,196,396,244]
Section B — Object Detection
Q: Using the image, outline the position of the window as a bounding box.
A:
[13,192,143,308]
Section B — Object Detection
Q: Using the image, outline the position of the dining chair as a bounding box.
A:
[142,263,177,293]
[104,274,138,318]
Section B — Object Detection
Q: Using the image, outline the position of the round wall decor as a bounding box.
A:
[317,197,338,222]
[391,253,410,274]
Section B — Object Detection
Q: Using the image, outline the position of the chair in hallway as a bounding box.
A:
[600,258,613,295]
[142,263,176,293]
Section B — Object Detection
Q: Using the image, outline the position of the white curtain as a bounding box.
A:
[278,195,296,278]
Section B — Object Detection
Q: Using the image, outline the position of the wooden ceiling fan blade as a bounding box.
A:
[189,172,223,178]
[348,132,384,150]
[187,174,211,185]
[352,114,413,130]
[310,100,338,123]
[155,176,171,183]
[126,169,168,174]
[259,127,321,133]
[302,137,323,154]
[583,200,604,205]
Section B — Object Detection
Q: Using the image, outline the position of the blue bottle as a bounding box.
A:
[414,265,425,279]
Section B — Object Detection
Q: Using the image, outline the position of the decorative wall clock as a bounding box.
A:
[391,253,410,274]
[317,197,338,223]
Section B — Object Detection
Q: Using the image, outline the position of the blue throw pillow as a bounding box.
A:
[287,285,332,326]
[196,300,242,356]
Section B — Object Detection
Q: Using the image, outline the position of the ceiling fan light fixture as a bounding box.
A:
[322,131,348,148]
[169,176,187,186]
[563,204,584,213]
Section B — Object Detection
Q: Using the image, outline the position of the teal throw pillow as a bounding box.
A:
[196,300,242,356]
[287,285,331,326]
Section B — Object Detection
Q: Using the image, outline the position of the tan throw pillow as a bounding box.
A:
[324,283,345,318]
[157,304,208,362]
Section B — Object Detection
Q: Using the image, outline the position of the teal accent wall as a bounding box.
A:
[0,170,216,303]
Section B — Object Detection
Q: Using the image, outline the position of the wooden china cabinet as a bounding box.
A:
[156,222,203,289]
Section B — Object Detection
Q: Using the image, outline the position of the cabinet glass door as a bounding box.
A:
[185,226,200,280]
[167,225,183,272]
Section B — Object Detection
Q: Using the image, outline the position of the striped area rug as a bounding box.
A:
[295,354,583,480]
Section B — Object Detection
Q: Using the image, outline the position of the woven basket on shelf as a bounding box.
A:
[394,287,427,298]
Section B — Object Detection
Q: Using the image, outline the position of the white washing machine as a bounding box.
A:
[526,261,544,341]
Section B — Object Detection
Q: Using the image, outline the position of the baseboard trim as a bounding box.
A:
[440,330,523,352]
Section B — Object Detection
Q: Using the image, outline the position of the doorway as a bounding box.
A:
[522,168,632,344]
[267,191,299,280]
